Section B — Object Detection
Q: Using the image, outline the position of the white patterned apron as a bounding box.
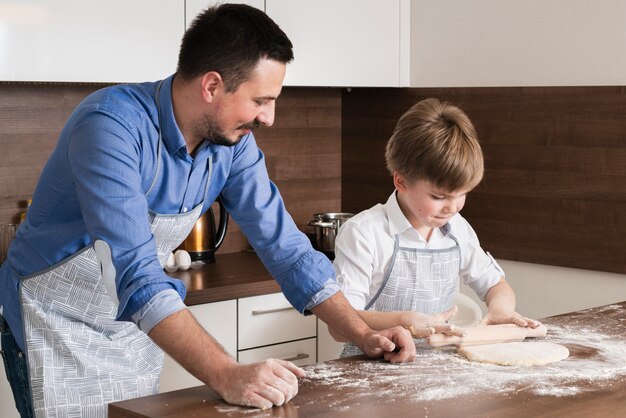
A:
[18,81,211,417]
[342,228,461,357]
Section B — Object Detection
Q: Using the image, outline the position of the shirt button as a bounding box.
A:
[182,207,188,213]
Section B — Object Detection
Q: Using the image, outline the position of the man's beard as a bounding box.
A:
[196,115,260,147]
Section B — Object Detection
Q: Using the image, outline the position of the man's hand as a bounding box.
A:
[149,310,305,410]
[314,292,418,363]
[361,326,416,363]
[214,359,305,410]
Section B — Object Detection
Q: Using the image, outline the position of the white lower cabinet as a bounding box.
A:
[159,292,318,393]
[238,337,316,367]
[159,299,237,393]
[238,292,317,365]
[317,319,345,362]
[238,293,316,350]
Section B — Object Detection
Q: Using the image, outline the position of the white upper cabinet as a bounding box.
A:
[187,0,408,86]
[266,0,408,87]
[185,0,264,27]
[0,0,183,82]
[1,0,412,86]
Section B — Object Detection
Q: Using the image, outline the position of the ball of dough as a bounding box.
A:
[174,249,192,271]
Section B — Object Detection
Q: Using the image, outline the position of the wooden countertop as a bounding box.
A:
[169,251,281,306]
[110,302,626,418]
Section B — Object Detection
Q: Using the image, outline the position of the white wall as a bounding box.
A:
[413,1,626,318]
[462,260,626,320]
[410,0,626,87]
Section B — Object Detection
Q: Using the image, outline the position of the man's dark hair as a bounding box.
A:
[177,3,294,92]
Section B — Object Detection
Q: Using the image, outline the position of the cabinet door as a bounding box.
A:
[186,0,264,27]
[266,0,402,87]
[159,300,237,393]
[317,319,345,362]
[238,337,317,367]
[238,293,316,350]
[0,0,182,82]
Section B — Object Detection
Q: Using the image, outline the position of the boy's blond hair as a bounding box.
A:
[385,98,484,192]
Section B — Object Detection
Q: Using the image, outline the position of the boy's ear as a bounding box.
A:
[393,173,407,192]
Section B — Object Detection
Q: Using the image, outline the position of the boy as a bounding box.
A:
[331,98,539,356]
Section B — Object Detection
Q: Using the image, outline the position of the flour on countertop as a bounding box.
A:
[213,405,267,415]
[300,303,626,406]
[213,304,626,415]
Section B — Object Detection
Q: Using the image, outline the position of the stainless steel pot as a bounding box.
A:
[308,212,354,252]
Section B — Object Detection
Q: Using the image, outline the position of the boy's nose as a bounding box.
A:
[445,200,459,214]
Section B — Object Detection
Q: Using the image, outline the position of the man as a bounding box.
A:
[0,4,415,417]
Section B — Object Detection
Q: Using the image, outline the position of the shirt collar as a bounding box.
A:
[385,191,413,236]
[384,190,454,238]
[157,74,190,157]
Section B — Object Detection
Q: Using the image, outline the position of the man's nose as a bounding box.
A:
[257,102,275,127]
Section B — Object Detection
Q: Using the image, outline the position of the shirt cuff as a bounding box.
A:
[131,288,187,334]
[303,278,341,314]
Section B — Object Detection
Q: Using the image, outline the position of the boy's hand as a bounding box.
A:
[404,306,465,338]
[483,278,540,328]
[480,309,541,328]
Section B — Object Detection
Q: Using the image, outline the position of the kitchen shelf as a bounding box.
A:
[167,251,280,306]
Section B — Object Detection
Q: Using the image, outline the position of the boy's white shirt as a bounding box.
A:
[334,191,504,311]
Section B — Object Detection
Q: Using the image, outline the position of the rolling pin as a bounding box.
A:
[427,323,547,347]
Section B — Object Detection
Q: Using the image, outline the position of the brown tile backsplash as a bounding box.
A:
[0,84,342,254]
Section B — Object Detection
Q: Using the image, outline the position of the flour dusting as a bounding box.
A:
[299,303,626,407]
[213,405,268,415]
[211,304,626,415]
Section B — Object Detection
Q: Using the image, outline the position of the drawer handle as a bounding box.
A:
[251,306,295,316]
[282,353,310,362]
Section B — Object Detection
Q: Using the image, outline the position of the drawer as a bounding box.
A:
[238,293,316,350]
[238,338,317,367]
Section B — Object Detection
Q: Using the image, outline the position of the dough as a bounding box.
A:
[458,342,569,366]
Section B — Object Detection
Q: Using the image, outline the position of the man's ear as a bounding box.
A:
[393,173,408,192]
[200,71,223,103]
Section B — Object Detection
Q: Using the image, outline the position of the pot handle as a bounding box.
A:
[308,220,335,228]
